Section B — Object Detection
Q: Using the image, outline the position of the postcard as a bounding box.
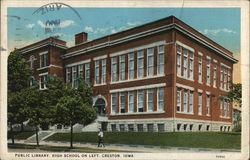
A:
[0,0,249,160]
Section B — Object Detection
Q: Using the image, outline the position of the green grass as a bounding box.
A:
[8,143,129,152]
[45,132,241,149]
[8,131,35,140]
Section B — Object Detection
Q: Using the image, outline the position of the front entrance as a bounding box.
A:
[94,98,106,116]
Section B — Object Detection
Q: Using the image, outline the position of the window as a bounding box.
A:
[72,66,78,88]
[157,124,165,132]
[101,59,106,84]
[78,64,83,78]
[120,92,125,113]
[206,125,210,131]
[128,124,134,131]
[228,71,231,90]
[111,93,118,113]
[138,90,144,112]
[189,124,193,131]
[137,124,143,132]
[128,52,134,79]
[95,61,100,84]
[137,50,144,78]
[119,55,125,80]
[198,93,202,115]
[157,45,165,75]
[198,55,202,83]
[111,124,116,131]
[85,63,90,85]
[147,124,154,132]
[40,53,48,68]
[177,88,181,112]
[40,74,48,90]
[66,67,71,83]
[183,49,188,78]
[213,62,217,88]
[220,97,230,118]
[188,51,194,79]
[220,66,224,88]
[111,57,117,82]
[147,89,154,111]
[158,87,164,111]
[29,56,35,69]
[128,91,134,112]
[220,98,224,117]
[206,57,211,85]
[30,77,35,86]
[183,90,188,113]
[177,124,181,131]
[147,48,154,76]
[183,124,187,131]
[206,94,210,116]
[119,124,125,131]
[189,91,193,113]
[177,45,182,76]
[198,124,202,131]
[224,68,228,90]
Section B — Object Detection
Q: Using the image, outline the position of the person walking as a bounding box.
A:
[97,128,105,147]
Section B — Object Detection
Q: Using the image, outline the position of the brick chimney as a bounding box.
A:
[75,32,88,45]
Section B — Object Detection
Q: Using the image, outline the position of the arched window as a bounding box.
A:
[29,56,35,69]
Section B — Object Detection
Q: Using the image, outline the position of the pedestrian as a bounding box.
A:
[97,128,105,147]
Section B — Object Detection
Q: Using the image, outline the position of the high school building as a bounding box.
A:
[19,16,237,132]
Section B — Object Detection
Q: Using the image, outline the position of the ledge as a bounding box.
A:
[109,111,165,116]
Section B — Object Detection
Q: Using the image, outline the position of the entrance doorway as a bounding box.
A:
[94,98,106,116]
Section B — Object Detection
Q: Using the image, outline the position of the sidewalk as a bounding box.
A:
[8,140,240,153]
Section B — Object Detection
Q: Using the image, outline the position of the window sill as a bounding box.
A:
[220,116,231,119]
[219,88,230,92]
[176,75,194,82]
[110,111,165,116]
[37,66,49,70]
[176,111,194,115]
[94,83,107,87]
[110,74,165,84]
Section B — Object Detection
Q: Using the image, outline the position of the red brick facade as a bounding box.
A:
[19,16,237,132]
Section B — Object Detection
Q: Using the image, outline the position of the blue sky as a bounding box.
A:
[8,8,240,54]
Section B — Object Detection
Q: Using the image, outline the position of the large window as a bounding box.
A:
[137,50,144,78]
[183,89,188,113]
[189,91,194,113]
[147,89,154,111]
[111,93,118,113]
[183,49,188,78]
[206,94,210,116]
[213,61,217,88]
[66,67,71,83]
[101,59,106,84]
[40,73,48,90]
[220,64,231,91]
[85,63,90,85]
[198,55,202,83]
[78,64,83,78]
[177,88,181,112]
[157,45,165,75]
[220,97,230,118]
[198,93,202,115]
[128,91,134,112]
[177,46,182,76]
[111,57,117,82]
[72,66,78,88]
[29,56,35,69]
[138,90,144,112]
[147,48,154,76]
[206,57,211,85]
[95,61,100,84]
[189,52,194,79]
[120,92,125,113]
[119,55,125,80]
[40,53,48,68]
[128,52,134,79]
[157,87,164,111]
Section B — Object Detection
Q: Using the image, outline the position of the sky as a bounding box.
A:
[7,7,240,54]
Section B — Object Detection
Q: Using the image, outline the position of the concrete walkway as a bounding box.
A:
[8,140,240,153]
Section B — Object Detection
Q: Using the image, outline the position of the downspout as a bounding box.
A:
[173,30,177,132]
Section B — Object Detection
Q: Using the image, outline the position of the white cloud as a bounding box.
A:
[200,28,236,36]
[59,20,75,28]
[127,21,141,26]
[37,20,46,28]
[84,26,94,32]
[26,23,35,29]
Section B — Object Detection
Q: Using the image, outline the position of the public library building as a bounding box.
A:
[19,16,238,132]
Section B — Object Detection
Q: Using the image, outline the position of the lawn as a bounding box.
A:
[8,131,35,140]
[45,132,241,149]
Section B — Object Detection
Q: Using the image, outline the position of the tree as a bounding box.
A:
[56,80,97,148]
[7,49,31,144]
[227,83,242,106]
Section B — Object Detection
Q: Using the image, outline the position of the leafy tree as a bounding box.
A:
[227,83,242,106]
[56,80,97,148]
[7,49,31,143]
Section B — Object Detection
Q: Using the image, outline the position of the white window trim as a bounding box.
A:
[176,83,194,91]
[66,59,91,68]
[137,50,144,78]
[110,83,166,93]
[128,52,134,80]
[176,41,194,52]
[157,45,165,75]
[147,89,154,112]
[128,91,134,113]
[39,51,48,56]
[147,48,154,77]
[93,55,107,61]
[39,72,48,90]
[157,87,164,111]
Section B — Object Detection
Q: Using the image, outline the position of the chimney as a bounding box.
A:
[75,32,88,45]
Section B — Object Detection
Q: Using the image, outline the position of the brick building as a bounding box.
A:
[19,16,237,132]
